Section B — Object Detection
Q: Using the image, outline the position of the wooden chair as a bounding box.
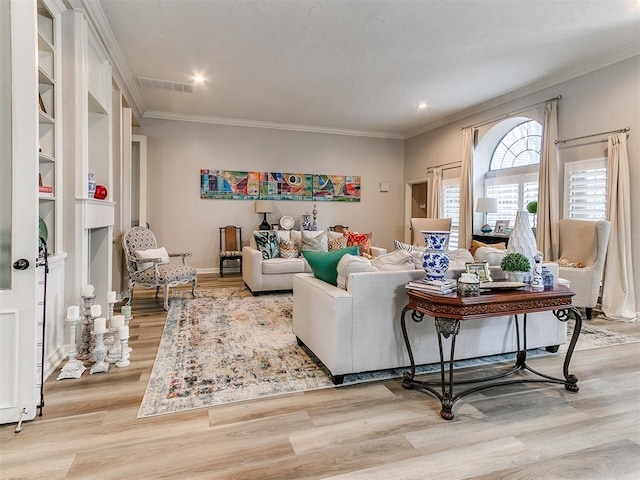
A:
[329,225,349,233]
[219,226,243,277]
[122,227,197,310]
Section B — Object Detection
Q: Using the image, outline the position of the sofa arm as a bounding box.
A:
[370,246,387,257]
[242,246,265,292]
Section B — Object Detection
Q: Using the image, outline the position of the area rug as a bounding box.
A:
[138,288,639,418]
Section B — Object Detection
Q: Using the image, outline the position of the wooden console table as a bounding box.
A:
[400,285,582,420]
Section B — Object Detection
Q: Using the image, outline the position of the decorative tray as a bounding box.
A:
[479,281,527,290]
[279,216,294,230]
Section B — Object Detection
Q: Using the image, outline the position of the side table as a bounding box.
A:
[400,285,582,420]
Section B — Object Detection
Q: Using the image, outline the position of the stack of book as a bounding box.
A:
[406,278,457,294]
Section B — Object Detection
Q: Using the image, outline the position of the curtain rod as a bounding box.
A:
[462,95,562,131]
[555,127,630,145]
[426,161,461,172]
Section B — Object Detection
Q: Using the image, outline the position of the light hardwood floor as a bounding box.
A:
[2,274,639,479]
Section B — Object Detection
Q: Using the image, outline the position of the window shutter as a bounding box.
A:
[442,181,460,249]
[564,159,607,219]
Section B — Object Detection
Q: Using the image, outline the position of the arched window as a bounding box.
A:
[485,120,541,228]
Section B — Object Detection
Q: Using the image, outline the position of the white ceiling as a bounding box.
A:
[90,0,640,138]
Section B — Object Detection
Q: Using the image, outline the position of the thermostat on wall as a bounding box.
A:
[379,182,390,192]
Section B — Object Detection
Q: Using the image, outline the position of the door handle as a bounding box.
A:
[12,259,30,270]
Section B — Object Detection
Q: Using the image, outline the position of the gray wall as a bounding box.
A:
[405,56,640,314]
[136,119,404,271]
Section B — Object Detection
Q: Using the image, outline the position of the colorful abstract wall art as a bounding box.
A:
[201,169,360,202]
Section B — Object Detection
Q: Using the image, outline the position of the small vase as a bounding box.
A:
[421,231,450,281]
[88,173,97,199]
[302,215,312,231]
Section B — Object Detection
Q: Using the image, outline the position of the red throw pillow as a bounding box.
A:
[346,231,372,256]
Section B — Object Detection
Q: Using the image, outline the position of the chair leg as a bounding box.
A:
[220,258,224,278]
[163,285,169,311]
[191,278,197,298]
[155,286,160,299]
[126,280,133,306]
[586,307,593,320]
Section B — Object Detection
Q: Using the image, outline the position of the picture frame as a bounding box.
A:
[465,261,492,282]
[494,219,510,234]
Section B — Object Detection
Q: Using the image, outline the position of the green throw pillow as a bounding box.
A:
[302,246,359,286]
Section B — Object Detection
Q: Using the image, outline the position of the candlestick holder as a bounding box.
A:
[89,330,109,374]
[57,312,87,380]
[124,312,133,353]
[104,300,116,348]
[106,326,122,364]
[77,295,95,361]
[116,336,130,368]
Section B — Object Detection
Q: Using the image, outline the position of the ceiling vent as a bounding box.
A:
[137,76,193,93]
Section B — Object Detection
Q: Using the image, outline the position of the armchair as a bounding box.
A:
[122,227,197,310]
[554,219,611,319]
[410,217,452,246]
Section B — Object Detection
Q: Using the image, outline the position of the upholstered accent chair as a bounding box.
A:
[410,217,452,246]
[122,227,197,310]
[553,218,611,319]
[219,225,243,277]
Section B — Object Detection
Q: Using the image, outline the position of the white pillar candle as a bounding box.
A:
[110,314,125,329]
[106,291,117,304]
[118,325,129,339]
[82,285,95,297]
[90,304,102,317]
[67,305,80,319]
[120,305,132,317]
[94,317,107,334]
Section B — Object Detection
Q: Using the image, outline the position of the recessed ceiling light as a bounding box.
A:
[417,102,427,110]
[193,74,205,84]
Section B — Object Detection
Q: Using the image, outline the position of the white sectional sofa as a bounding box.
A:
[243,233,387,294]
[293,262,568,384]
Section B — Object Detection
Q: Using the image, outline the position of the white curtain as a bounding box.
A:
[536,98,560,261]
[458,127,474,249]
[602,133,637,321]
[427,167,442,218]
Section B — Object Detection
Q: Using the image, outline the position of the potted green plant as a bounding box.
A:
[500,252,531,282]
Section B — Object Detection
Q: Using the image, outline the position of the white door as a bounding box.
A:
[0,0,40,425]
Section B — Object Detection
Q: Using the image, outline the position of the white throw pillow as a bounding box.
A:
[290,230,302,251]
[336,254,376,290]
[371,250,414,271]
[136,247,170,271]
[449,248,475,269]
[301,230,328,252]
[393,240,425,269]
[474,246,507,266]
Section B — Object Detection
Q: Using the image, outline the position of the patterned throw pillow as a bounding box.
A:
[253,231,280,259]
[394,240,426,269]
[328,235,347,251]
[346,231,372,256]
[279,239,299,258]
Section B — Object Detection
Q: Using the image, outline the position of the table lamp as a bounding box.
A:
[255,200,274,230]
[476,197,498,233]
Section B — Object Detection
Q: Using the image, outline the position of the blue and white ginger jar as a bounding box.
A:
[421,230,451,281]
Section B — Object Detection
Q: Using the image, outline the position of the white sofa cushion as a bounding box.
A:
[474,246,507,266]
[371,250,414,271]
[262,257,307,275]
[336,254,376,290]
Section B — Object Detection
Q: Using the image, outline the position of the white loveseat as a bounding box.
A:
[242,230,387,294]
[293,262,567,384]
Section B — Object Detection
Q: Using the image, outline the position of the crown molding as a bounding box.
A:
[73,0,146,122]
[407,45,640,139]
[142,110,406,139]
